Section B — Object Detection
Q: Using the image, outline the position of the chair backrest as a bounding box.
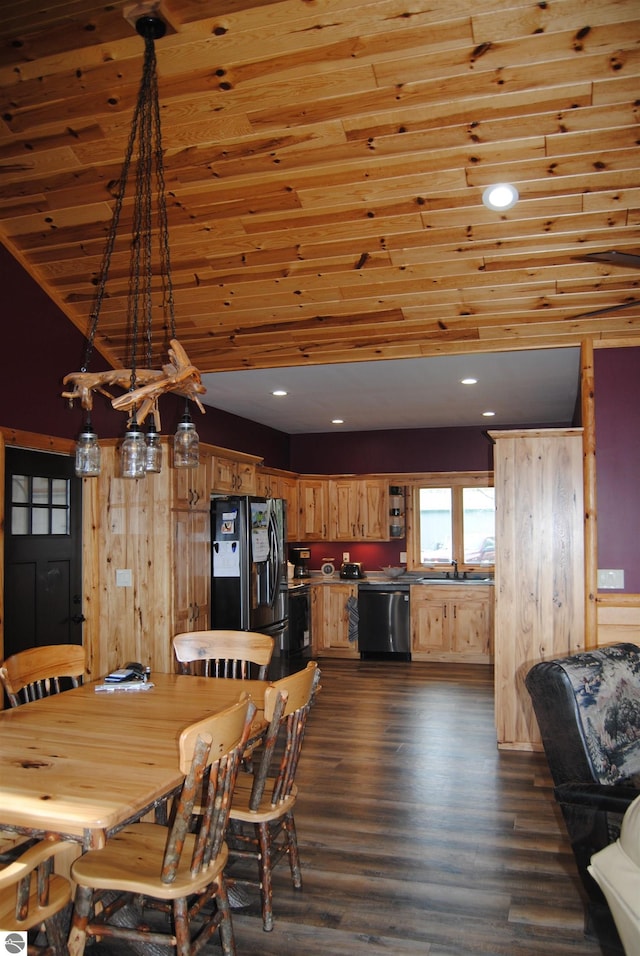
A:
[0,838,73,934]
[0,643,86,708]
[162,695,256,883]
[249,661,320,812]
[525,642,640,787]
[173,630,274,680]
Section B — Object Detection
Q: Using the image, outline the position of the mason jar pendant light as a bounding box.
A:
[121,420,147,479]
[62,14,206,479]
[145,421,162,473]
[173,403,200,469]
[75,416,101,477]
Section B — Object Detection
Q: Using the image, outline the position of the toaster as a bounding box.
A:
[340,561,365,579]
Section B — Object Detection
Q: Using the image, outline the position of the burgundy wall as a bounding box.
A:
[290,425,495,474]
[594,346,640,594]
[0,244,290,467]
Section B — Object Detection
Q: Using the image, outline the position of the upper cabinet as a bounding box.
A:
[173,449,210,510]
[211,450,259,495]
[256,467,299,540]
[330,478,388,541]
[298,477,329,540]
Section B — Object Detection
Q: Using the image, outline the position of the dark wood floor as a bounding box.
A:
[90,658,607,955]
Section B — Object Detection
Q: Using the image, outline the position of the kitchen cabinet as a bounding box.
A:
[311,582,359,658]
[211,452,257,495]
[410,585,493,663]
[173,449,210,509]
[329,477,388,540]
[255,467,299,540]
[172,508,210,634]
[491,428,585,750]
[297,477,329,540]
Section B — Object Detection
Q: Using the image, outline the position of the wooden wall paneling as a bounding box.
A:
[492,429,585,751]
[596,593,640,646]
[83,446,174,679]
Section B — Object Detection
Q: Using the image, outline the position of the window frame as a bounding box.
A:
[407,471,494,573]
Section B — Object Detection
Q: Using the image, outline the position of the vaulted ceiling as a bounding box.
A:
[0,0,639,383]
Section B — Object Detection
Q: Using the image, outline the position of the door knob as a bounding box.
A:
[71,613,86,624]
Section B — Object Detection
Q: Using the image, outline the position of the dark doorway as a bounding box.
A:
[3,447,83,659]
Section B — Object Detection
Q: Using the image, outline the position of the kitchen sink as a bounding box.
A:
[416,577,493,585]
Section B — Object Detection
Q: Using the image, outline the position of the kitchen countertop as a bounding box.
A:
[291,574,493,587]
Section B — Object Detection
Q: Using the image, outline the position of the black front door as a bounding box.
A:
[3,447,83,658]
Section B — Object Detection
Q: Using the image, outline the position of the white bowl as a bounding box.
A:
[381,566,405,579]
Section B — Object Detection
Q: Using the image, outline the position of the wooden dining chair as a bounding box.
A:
[0,837,74,954]
[68,695,256,956]
[0,644,86,707]
[225,660,321,931]
[173,629,274,680]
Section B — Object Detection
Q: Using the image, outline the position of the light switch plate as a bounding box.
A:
[116,568,133,588]
[597,569,624,589]
[400,551,407,563]
[342,552,350,562]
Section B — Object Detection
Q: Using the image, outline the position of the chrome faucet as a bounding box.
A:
[451,558,459,579]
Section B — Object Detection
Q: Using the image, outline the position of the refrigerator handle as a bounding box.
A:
[266,507,280,608]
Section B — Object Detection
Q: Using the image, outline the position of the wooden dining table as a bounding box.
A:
[0,672,267,849]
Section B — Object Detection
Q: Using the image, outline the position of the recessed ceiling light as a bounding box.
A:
[272,389,287,397]
[482,183,519,211]
[331,418,344,425]
[461,377,478,385]
[482,410,496,417]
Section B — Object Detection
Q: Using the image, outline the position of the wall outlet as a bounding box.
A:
[342,552,350,562]
[400,551,407,563]
[597,569,624,589]
[116,568,133,588]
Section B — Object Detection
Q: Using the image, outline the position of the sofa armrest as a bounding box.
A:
[555,782,639,815]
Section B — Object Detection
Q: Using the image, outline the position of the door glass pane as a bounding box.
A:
[463,487,495,564]
[52,479,68,506]
[32,508,49,534]
[12,506,29,535]
[12,475,28,503]
[51,509,69,535]
[32,477,49,505]
[419,488,452,563]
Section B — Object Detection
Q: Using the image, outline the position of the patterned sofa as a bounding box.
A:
[525,643,640,955]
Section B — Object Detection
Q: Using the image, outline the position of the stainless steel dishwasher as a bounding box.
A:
[358,583,411,660]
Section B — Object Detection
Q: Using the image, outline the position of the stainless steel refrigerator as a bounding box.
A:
[211,496,288,653]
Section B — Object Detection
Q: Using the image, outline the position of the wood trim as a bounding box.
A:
[581,339,598,649]
[0,427,74,455]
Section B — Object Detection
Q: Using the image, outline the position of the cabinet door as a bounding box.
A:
[330,479,359,540]
[450,593,491,659]
[173,510,210,635]
[315,584,358,656]
[359,479,388,539]
[281,476,299,541]
[411,590,448,656]
[173,451,210,510]
[212,456,256,495]
[298,478,329,540]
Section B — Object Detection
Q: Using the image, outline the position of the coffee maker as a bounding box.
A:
[290,546,311,578]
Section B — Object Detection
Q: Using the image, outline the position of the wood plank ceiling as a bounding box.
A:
[0,0,639,376]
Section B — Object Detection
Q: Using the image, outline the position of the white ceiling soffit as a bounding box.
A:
[200,348,581,435]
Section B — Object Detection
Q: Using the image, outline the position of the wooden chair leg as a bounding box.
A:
[45,903,72,956]
[216,880,236,956]
[172,896,191,956]
[68,885,93,956]
[284,812,302,889]
[257,822,274,932]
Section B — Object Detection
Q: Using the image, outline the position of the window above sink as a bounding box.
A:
[407,473,495,576]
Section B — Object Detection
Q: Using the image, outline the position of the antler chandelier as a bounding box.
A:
[62,13,205,478]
